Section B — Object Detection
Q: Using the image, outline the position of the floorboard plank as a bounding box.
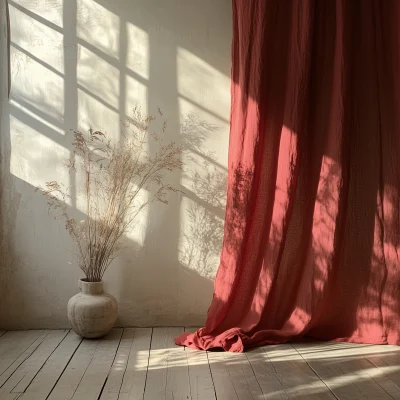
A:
[293,341,394,399]
[47,336,100,400]
[0,334,50,389]
[144,327,191,400]
[186,347,216,400]
[18,331,82,400]
[262,344,336,399]
[1,393,21,400]
[185,328,216,400]
[363,344,400,397]
[5,329,400,400]
[99,328,135,400]
[246,347,289,400]
[0,331,48,377]
[207,350,239,400]
[70,328,123,400]
[223,350,264,399]
[117,328,152,400]
[183,327,215,400]
[0,330,68,397]
[0,332,35,359]
[206,342,264,400]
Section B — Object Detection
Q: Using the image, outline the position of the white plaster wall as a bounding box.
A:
[0,0,232,328]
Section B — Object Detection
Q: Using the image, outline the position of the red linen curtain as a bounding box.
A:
[176,0,400,352]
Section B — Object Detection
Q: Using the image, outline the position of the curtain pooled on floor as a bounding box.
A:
[176,0,400,352]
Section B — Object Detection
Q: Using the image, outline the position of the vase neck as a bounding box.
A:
[79,279,104,295]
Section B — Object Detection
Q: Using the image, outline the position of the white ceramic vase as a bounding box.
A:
[67,279,118,339]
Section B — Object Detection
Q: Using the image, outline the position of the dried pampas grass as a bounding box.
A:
[36,107,182,282]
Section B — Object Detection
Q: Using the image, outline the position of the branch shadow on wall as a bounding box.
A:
[117,113,227,327]
[0,108,226,329]
[0,0,233,329]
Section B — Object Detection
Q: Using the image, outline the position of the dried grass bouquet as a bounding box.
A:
[36,107,182,282]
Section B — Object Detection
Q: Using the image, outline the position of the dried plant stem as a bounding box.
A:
[36,108,182,282]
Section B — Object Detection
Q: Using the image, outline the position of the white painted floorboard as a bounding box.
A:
[144,327,191,400]
[70,328,123,400]
[117,328,152,400]
[0,331,49,382]
[47,337,100,400]
[0,330,68,398]
[18,331,82,400]
[261,344,336,399]
[294,341,400,399]
[99,328,137,400]
[1,330,400,399]
[184,328,216,400]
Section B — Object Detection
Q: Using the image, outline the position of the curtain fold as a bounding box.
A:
[176,0,400,352]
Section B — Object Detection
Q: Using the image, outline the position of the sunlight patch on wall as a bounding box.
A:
[10,4,64,73]
[176,68,229,280]
[77,88,119,140]
[77,0,119,59]
[177,104,227,280]
[76,88,148,219]
[126,22,149,80]
[4,0,233,329]
[10,47,64,122]
[10,0,63,27]
[179,96,228,172]
[77,45,120,110]
[126,75,147,114]
[178,192,224,280]
[122,190,148,248]
[177,47,230,122]
[121,75,149,244]
[10,98,64,136]
[10,115,69,189]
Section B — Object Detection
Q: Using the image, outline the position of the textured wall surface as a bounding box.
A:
[0,0,232,329]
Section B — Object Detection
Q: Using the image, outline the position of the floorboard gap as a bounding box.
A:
[206,351,218,400]
[0,331,52,389]
[245,352,266,400]
[116,328,136,400]
[45,335,84,400]
[291,343,340,400]
[97,376,109,400]
[15,330,70,395]
[141,328,153,399]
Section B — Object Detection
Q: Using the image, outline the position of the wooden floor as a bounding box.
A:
[1,329,400,399]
